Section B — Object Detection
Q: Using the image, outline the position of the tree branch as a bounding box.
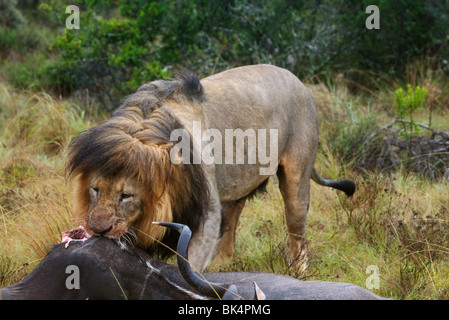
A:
[363,119,449,146]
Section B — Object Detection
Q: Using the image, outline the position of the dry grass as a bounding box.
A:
[207,173,449,300]
[0,83,98,287]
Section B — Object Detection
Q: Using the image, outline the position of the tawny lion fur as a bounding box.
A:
[66,65,355,271]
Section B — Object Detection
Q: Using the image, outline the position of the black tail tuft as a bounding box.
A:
[331,179,356,197]
[311,168,356,197]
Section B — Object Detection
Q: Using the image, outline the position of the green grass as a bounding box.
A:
[0,73,448,299]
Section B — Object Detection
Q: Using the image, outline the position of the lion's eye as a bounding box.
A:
[90,187,99,196]
[120,193,133,202]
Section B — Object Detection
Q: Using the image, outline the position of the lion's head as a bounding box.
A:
[65,76,210,258]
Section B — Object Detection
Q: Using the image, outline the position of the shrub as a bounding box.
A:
[394,84,428,136]
[0,0,26,28]
[45,0,449,107]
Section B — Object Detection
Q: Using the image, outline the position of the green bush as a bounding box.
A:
[394,84,428,136]
[4,0,447,106]
[394,84,428,120]
[45,1,171,108]
[0,0,26,28]
[0,13,56,89]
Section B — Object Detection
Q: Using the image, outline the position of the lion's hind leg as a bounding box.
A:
[276,157,312,273]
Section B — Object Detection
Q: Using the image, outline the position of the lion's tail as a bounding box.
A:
[311,168,356,197]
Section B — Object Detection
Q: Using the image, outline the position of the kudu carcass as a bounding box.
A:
[0,223,387,300]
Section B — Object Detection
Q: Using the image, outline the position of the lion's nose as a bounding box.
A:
[89,220,113,235]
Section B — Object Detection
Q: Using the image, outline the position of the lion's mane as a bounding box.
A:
[65,75,209,258]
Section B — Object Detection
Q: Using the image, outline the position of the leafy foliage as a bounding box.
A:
[394,85,428,120]
[394,84,428,136]
[33,0,449,108]
[0,0,26,28]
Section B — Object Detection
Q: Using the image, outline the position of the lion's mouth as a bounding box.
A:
[84,218,128,239]
[97,225,113,235]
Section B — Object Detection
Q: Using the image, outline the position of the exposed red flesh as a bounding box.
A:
[61,226,92,248]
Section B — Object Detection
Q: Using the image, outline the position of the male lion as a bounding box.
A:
[66,65,355,271]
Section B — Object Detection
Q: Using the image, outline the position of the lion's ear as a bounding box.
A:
[175,73,204,101]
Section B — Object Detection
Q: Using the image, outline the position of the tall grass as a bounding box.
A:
[209,162,449,300]
[0,83,99,287]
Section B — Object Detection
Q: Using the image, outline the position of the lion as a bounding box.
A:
[66,64,355,271]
